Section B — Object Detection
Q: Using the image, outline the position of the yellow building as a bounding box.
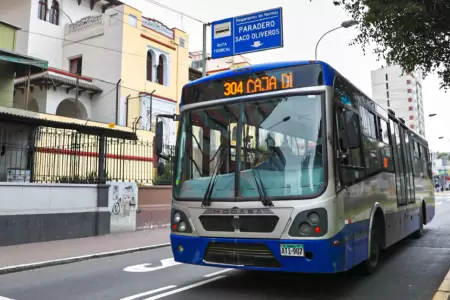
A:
[121,5,189,145]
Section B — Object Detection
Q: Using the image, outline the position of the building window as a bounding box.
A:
[69,57,82,75]
[179,38,186,48]
[386,83,389,90]
[407,79,411,84]
[410,124,415,129]
[38,0,47,21]
[385,74,388,81]
[128,14,137,27]
[410,116,414,120]
[192,60,203,70]
[408,97,412,102]
[146,51,153,81]
[407,88,412,93]
[409,106,413,111]
[156,55,164,85]
[387,100,390,107]
[386,91,389,99]
[49,1,59,25]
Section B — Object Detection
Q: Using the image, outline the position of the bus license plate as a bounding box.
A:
[280,244,304,257]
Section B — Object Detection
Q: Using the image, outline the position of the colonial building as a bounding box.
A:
[0,0,190,144]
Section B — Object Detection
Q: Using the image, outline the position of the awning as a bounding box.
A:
[14,70,103,98]
[0,107,138,140]
[0,49,48,77]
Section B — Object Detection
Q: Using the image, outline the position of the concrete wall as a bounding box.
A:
[136,186,171,230]
[0,0,31,55]
[62,7,124,124]
[107,181,138,233]
[121,5,190,130]
[0,22,17,51]
[0,183,110,246]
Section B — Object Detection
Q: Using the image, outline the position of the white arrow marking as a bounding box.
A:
[123,258,181,273]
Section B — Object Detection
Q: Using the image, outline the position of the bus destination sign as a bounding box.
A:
[223,71,293,97]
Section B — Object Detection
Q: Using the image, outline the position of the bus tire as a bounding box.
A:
[411,203,424,239]
[358,216,382,275]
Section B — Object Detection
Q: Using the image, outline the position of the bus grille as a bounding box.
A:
[199,216,279,233]
[203,242,281,268]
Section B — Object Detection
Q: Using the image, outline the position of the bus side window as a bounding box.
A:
[336,107,364,185]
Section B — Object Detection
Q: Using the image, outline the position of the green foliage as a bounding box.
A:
[153,161,173,186]
[332,0,450,89]
[437,152,450,159]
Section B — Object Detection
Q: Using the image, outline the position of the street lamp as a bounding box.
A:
[315,20,358,60]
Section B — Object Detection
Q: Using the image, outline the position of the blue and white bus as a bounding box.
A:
[155,60,435,274]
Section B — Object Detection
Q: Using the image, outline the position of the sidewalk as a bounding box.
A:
[0,228,170,273]
[433,269,450,300]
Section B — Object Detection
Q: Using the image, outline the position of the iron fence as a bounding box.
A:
[0,124,154,184]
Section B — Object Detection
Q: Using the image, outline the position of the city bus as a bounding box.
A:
[155,60,435,274]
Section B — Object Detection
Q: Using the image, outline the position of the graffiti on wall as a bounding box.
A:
[107,181,138,233]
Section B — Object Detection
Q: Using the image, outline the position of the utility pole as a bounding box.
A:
[75,75,79,118]
[115,79,122,124]
[202,23,210,77]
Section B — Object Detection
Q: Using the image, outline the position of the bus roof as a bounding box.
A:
[186,60,337,87]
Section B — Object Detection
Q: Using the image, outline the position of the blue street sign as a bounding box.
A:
[211,7,284,59]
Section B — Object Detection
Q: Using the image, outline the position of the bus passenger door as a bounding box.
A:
[389,119,407,207]
[400,128,416,206]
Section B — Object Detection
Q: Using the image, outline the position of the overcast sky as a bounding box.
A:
[122,0,450,152]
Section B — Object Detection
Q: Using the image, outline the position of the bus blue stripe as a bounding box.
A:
[170,220,370,274]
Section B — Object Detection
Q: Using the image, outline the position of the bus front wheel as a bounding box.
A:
[358,218,382,275]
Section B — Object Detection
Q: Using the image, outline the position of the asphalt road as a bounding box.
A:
[1,197,449,300]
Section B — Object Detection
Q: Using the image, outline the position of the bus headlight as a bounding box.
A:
[308,212,320,224]
[174,212,181,223]
[171,209,193,233]
[288,208,328,237]
[179,222,187,232]
[299,222,312,235]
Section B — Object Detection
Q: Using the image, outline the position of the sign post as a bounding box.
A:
[210,7,284,60]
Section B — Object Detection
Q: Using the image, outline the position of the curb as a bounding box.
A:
[0,243,171,275]
[433,269,450,300]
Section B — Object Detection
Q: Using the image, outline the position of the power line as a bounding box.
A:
[140,0,206,24]
[17,29,194,70]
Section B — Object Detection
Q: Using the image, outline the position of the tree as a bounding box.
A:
[333,0,450,89]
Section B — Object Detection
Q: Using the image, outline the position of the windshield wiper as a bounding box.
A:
[251,165,273,207]
[202,144,228,207]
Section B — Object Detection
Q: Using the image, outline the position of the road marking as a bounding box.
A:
[123,258,181,273]
[437,202,443,206]
[120,285,176,300]
[143,276,227,300]
[0,243,170,275]
[0,296,16,300]
[204,268,233,277]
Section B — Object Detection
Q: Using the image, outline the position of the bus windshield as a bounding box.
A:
[173,93,326,201]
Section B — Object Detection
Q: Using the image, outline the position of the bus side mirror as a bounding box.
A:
[345,111,361,149]
[155,121,164,155]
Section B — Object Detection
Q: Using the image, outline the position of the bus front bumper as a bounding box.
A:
[170,232,365,274]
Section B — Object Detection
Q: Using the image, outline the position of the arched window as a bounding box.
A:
[156,55,164,85]
[38,0,47,21]
[146,51,153,81]
[49,1,59,25]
